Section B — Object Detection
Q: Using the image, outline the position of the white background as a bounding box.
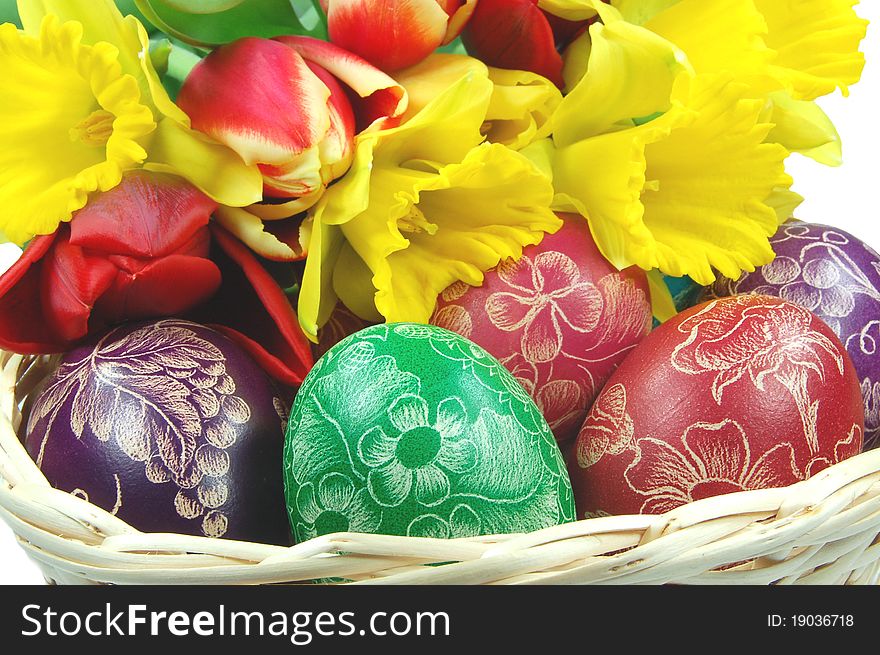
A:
[2,3,880,585]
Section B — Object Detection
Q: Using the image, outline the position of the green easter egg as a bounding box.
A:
[283,323,575,542]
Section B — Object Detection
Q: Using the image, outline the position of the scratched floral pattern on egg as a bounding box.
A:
[284,323,575,542]
[25,319,290,543]
[709,222,880,449]
[569,295,864,518]
[432,213,652,442]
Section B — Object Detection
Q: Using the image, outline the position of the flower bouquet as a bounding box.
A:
[1,0,879,585]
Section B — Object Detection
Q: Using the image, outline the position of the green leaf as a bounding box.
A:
[149,37,204,100]
[135,0,324,47]
[0,0,21,26]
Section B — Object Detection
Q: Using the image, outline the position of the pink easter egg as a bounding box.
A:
[431,213,653,443]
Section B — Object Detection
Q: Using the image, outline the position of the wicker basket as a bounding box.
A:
[2,350,880,585]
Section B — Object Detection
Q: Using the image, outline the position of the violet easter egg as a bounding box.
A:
[708,222,880,450]
[25,319,291,544]
[430,213,653,443]
[284,323,575,543]
[568,295,864,518]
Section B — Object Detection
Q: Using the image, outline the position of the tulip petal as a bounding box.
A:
[276,36,408,130]
[40,232,118,343]
[177,38,332,167]
[0,235,66,352]
[213,205,305,262]
[324,0,449,71]
[68,171,217,258]
[202,225,314,385]
[462,0,565,88]
[98,252,222,323]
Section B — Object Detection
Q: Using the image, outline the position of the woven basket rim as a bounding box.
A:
[2,351,879,585]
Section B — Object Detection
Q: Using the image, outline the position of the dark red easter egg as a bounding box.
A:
[25,319,291,544]
[568,295,864,518]
[431,213,653,443]
[708,221,880,450]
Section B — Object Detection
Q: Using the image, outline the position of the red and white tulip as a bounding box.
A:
[321,0,478,71]
[178,36,407,219]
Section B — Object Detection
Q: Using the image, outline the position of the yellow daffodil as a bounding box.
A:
[609,0,868,164]
[548,5,792,286]
[0,0,261,244]
[394,53,562,151]
[298,68,561,340]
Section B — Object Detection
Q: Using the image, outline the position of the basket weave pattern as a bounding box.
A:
[2,351,880,585]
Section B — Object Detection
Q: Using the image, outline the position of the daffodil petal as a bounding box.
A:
[755,0,868,100]
[486,66,562,150]
[641,75,791,283]
[318,70,494,229]
[554,17,692,147]
[765,92,842,166]
[646,268,677,323]
[0,17,155,244]
[552,111,686,271]
[765,188,804,225]
[143,118,263,208]
[349,143,560,323]
[537,0,606,21]
[613,0,681,25]
[393,53,487,124]
[298,216,345,341]
[333,244,385,322]
[17,0,188,123]
[640,0,775,86]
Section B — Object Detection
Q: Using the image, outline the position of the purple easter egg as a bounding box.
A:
[25,319,292,544]
[709,222,880,450]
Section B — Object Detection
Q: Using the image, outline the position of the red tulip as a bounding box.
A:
[0,171,221,353]
[178,36,407,217]
[322,0,478,72]
[0,172,315,387]
[461,0,591,88]
[194,225,314,387]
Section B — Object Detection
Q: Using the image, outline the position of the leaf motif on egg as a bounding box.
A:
[26,319,252,538]
[670,297,844,453]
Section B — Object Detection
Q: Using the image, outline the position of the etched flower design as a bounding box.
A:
[485,252,604,363]
[406,505,483,539]
[296,473,382,541]
[751,255,856,334]
[536,379,587,437]
[625,420,802,514]
[672,297,844,451]
[358,394,478,507]
[804,424,863,476]
[576,383,634,469]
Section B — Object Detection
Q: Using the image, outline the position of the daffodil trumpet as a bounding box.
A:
[0,0,263,246]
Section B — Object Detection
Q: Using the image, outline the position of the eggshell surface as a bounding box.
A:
[25,319,291,544]
[709,221,880,449]
[284,323,575,542]
[568,295,864,518]
[431,213,652,443]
